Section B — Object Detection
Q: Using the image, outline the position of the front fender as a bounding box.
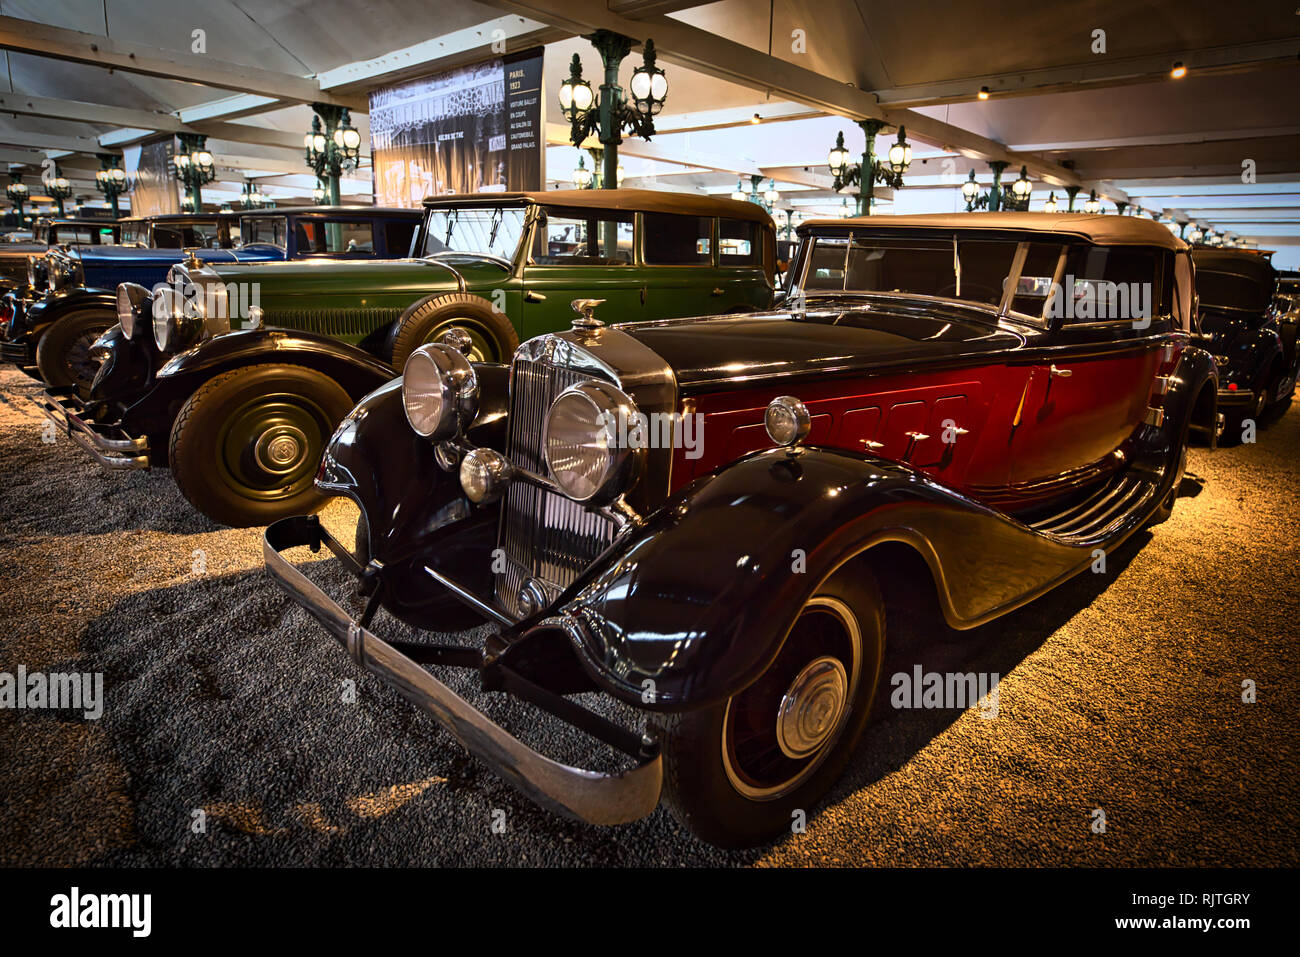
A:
[25,287,116,335]
[88,325,164,412]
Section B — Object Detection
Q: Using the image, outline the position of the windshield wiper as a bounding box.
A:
[487,207,503,251]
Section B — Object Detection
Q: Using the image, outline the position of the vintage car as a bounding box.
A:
[1192,247,1297,437]
[4,206,419,390]
[0,218,120,293]
[38,190,773,527]
[262,212,1217,848]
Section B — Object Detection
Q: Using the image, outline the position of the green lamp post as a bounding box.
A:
[47,165,74,216]
[304,105,361,206]
[827,121,911,215]
[95,154,129,218]
[6,172,28,219]
[172,134,216,210]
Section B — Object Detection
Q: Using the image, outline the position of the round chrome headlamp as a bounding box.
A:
[116,283,151,339]
[402,343,479,439]
[543,380,643,503]
[26,255,43,290]
[765,395,812,447]
[152,285,203,352]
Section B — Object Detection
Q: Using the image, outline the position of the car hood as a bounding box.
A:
[622,297,1027,391]
[201,255,511,292]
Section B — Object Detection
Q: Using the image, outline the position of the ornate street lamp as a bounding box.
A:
[304,105,360,206]
[312,179,326,204]
[1187,224,1204,244]
[763,179,780,206]
[95,154,129,218]
[1043,191,1058,213]
[172,134,216,210]
[960,161,1026,212]
[572,155,594,189]
[1083,190,1102,214]
[559,31,666,204]
[240,181,268,210]
[731,179,747,202]
[6,172,29,219]
[827,122,911,215]
[47,165,75,216]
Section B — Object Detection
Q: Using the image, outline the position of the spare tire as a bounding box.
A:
[382,293,518,368]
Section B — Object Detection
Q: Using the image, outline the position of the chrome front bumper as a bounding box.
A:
[36,387,149,470]
[263,514,663,827]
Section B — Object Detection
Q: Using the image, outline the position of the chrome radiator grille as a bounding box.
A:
[495,351,617,618]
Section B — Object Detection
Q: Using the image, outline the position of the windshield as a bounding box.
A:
[422,206,527,260]
[119,222,149,246]
[240,215,288,248]
[800,235,1019,309]
[1197,270,1272,314]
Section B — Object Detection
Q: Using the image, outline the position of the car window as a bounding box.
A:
[720,219,760,265]
[1009,242,1067,318]
[386,220,417,257]
[533,207,633,265]
[644,213,711,265]
[423,206,527,260]
[1196,270,1272,314]
[154,221,224,249]
[295,219,375,254]
[1055,245,1157,325]
[242,216,287,248]
[119,222,149,246]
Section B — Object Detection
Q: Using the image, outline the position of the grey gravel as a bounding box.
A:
[0,365,1296,866]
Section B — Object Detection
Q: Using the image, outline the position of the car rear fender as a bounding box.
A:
[27,287,116,334]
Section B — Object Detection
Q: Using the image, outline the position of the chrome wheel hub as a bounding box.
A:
[255,425,308,474]
[775,655,848,759]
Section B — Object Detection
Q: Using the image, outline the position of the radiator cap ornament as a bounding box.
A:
[570,298,606,334]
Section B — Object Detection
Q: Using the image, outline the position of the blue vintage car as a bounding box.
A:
[2,206,419,390]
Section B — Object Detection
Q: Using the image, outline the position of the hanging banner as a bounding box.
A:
[368,47,544,206]
[126,138,181,217]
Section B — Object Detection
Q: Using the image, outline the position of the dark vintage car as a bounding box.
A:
[0,218,120,293]
[4,207,419,390]
[262,212,1217,848]
[1192,247,1298,438]
[39,191,772,527]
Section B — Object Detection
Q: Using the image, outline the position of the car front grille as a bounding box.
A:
[495,348,617,619]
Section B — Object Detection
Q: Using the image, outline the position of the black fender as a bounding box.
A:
[315,365,510,630]
[25,287,116,337]
[537,351,1209,713]
[1165,343,1218,444]
[87,325,165,414]
[121,329,402,446]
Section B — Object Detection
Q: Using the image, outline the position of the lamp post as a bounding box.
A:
[312,179,326,204]
[172,134,216,210]
[47,165,74,216]
[1043,191,1058,213]
[574,148,624,189]
[1114,200,1129,216]
[960,161,1028,212]
[6,172,28,220]
[304,105,361,206]
[1083,190,1102,214]
[827,121,911,215]
[240,181,268,210]
[95,154,129,218]
[1064,185,1081,212]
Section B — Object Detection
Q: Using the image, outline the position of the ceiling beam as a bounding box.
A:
[177,94,282,124]
[871,39,1300,109]
[317,14,565,93]
[482,0,1125,200]
[0,15,365,111]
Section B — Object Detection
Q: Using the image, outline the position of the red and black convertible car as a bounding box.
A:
[265,212,1217,847]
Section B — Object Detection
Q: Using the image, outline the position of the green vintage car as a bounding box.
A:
[185,188,776,364]
[44,189,775,527]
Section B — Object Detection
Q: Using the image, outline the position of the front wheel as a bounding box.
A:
[168,364,354,527]
[651,567,884,848]
[35,309,114,393]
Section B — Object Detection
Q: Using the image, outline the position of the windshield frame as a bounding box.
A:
[419,202,532,272]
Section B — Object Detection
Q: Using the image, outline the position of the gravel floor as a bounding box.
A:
[0,364,1296,866]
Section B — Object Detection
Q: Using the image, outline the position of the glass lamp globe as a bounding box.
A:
[962,172,979,201]
[1043,192,1058,213]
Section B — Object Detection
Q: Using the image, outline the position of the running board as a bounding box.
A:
[1028,471,1158,542]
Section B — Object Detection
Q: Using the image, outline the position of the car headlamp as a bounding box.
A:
[543,380,643,504]
[152,284,204,352]
[116,283,152,339]
[765,395,812,447]
[402,343,479,439]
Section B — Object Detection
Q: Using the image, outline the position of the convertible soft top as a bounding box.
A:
[422,188,775,227]
[797,211,1188,252]
[1191,247,1278,284]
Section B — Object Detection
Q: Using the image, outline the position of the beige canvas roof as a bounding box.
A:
[422,188,775,227]
[797,211,1187,252]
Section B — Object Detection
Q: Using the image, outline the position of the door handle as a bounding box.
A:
[524,290,546,302]
[1049,364,1072,378]
[640,287,647,306]
[710,287,725,296]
